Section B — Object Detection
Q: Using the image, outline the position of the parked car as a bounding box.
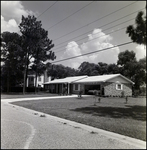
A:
[88,90,100,95]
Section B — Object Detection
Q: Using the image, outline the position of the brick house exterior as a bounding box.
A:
[73,74,134,96]
[103,82,132,97]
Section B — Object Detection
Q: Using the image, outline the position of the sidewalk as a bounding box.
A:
[1,94,86,102]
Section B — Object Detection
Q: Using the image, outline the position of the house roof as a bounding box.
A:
[44,74,134,85]
[74,74,134,84]
[44,75,88,84]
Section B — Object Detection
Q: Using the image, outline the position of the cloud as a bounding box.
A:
[1,15,19,33]
[59,41,85,69]
[60,28,120,69]
[135,45,146,60]
[1,1,37,33]
[1,1,35,22]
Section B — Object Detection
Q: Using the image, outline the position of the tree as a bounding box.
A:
[117,50,146,90]
[97,62,109,75]
[133,57,146,90]
[117,50,137,79]
[19,15,56,94]
[126,10,146,45]
[107,63,120,74]
[117,50,136,66]
[46,63,78,79]
[78,61,120,76]
[78,62,99,76]
[30,27,56,93]
[1,32,24,93]
[125,7,146,91]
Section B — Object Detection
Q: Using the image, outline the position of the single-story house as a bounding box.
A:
[44,74,134,96]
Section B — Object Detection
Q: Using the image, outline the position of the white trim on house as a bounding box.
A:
[73,74,134,84]
[116,83,123,90]
[106,74,135,84]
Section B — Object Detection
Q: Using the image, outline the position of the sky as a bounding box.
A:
[1,1,146,69]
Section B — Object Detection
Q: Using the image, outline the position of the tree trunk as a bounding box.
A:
[7,69,10,93]
[25,59,29,92]
[35,49,39,94]
[34,71,38,94]
[23,53,28,95]
[23,67,27,95]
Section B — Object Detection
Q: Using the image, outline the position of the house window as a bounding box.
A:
[116,83,123,90]
[74,84,79,91]
[38,76,41,82]
[29,77,34,82]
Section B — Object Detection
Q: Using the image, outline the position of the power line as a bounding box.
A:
[53,7,144,49]
[55,24,135,54]
[37,1,57,18]
[51,41,133,64]
[52,11,141,52]
[53,18,135,52]
[52,8,145,53]
[47,1,94,30]
[54,7,144,48]
[53,1,138,41]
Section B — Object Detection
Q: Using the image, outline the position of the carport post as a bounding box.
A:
[62,83,63,94]
[68,83,70,95]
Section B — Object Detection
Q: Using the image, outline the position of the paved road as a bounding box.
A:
[1,96,146,149]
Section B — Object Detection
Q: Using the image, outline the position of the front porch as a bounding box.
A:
[44,83,73,95]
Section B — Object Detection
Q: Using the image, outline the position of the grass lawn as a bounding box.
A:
[11,96,146,141]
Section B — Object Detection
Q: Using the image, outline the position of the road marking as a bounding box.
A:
[23,122,36,149]
[1,119,36,149]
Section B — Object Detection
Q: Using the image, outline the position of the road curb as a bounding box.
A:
[1,95,91,102]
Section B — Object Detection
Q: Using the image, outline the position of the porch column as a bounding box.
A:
[26,77,28,87]
[56,84,58,93]
[68,83,70,95]
[62,83,63,94]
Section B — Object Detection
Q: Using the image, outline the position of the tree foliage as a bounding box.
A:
[19,15,56,93]
[46,63,78,79]
[78,61,119,76]
[1,32,24,92]
[126,11,146,45]
[78,62,99,76]
[117,50,146,90]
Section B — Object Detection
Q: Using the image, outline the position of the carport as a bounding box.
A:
[73,74,134,96]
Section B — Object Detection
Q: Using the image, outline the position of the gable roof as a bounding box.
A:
[74,74,134,84]
[44,74,134,85]
[44,75,88,84]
